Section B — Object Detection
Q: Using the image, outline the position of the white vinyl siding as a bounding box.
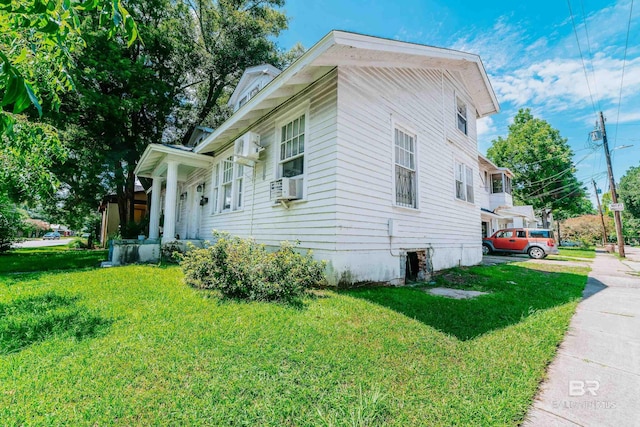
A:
[194,71,337,251]
[394,128,417,209]
[335,66,481,277]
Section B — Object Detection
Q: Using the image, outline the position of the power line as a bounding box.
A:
[580,0,601,112]
[567,0,599,118]
[612,0,635,149]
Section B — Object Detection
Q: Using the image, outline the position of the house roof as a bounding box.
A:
[227,64,282,108]
[134,143,213,179]
[478,154,514,178]
[194,30,500,155]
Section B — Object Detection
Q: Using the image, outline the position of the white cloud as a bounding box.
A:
[492,56,640,111]
[477,116,497,139]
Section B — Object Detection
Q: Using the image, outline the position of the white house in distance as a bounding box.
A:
[478,154,536,237]
[133,30,500,285]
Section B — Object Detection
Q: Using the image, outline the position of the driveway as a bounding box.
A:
[12,238,74,249]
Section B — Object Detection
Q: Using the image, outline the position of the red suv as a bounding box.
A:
[482,228,558,259]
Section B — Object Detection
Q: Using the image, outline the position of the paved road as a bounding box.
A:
[12,238,74,249]
[525,246,640,427]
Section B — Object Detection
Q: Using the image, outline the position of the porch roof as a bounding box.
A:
[193,30,500,156]
[481,208,505,220]
[134,144,213,179]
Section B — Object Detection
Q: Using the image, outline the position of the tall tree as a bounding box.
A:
[618,164,640,242]
[46,0,193,230]
[487,109,590,227]
[1,0,138,222]
[47,0,290,231]
[176,0,288,144]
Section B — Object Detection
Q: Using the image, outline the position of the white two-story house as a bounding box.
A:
[133,30,500,285]
[478,154,536,237]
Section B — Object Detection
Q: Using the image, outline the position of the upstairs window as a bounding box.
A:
[279,113,305,178]
[394,128,417,208]
[456,96,467,135]
[455,161,474,203]
[491,173,512,194]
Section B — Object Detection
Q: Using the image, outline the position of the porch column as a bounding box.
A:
[162,161,178,243]
[148,177,162,239]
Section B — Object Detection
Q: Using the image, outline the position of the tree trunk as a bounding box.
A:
[556,220,561,245]
[541,209,549,229]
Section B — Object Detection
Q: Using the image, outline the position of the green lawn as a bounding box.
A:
[0,246,108,274]
[0,253,588,426]
[546,246,596,262]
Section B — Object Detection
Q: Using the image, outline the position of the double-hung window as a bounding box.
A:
[394,128,417,208]
[279,113,305,178]
[234,164,244,210]
[455,161,474,203]
[221,157,234,211]
[210,164,220,215]
[211,156,245,213]
[456,96,468,135]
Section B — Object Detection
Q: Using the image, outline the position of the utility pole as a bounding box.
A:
[592,179,608,247]
[599,111,625,257]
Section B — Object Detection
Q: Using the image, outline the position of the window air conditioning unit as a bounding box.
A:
[233,132,262,165]
[270,177,302,201]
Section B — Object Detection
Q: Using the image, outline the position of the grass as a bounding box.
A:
[0,253,589,426]
[0,245,108,274]
[557,247,596,259]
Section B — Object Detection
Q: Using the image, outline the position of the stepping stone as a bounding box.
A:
[426,287,488,299]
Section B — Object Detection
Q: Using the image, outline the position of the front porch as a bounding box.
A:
[134,144,214,243]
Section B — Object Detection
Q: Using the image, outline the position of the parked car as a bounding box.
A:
[482,228,559,259]
[43,232,61,240]
[560,240,581,247]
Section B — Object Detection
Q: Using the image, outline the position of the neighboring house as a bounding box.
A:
[99,183,148,245]
[478,154,536,237]
[50,224,72,236]
[133,30,500,285]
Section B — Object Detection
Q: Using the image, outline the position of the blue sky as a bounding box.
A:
[276,0,640,206]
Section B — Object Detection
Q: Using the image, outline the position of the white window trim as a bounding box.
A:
[391,118,419,210]
[455,93,468,136]
[210,153,245,215]
[454,160,475,204]
[272,101,310,201]
[209,163,220,215]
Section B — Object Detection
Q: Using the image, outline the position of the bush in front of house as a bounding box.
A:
[180,232,326,301]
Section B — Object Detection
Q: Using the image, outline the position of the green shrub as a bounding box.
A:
[180,232,326,301]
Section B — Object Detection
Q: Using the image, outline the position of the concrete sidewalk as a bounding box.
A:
[525,246,640,427]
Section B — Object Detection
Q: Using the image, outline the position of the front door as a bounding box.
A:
[186,184,201,239]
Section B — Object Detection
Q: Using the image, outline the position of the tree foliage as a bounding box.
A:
[0,191,23,252]
[619,165,640,219]
[0,0,138,129]
[487,109,590,225]
[618,165,640,242]
[561,214,614,246]
[46,0,290,228]
[1,0,138,218]
[175,0,289,144]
